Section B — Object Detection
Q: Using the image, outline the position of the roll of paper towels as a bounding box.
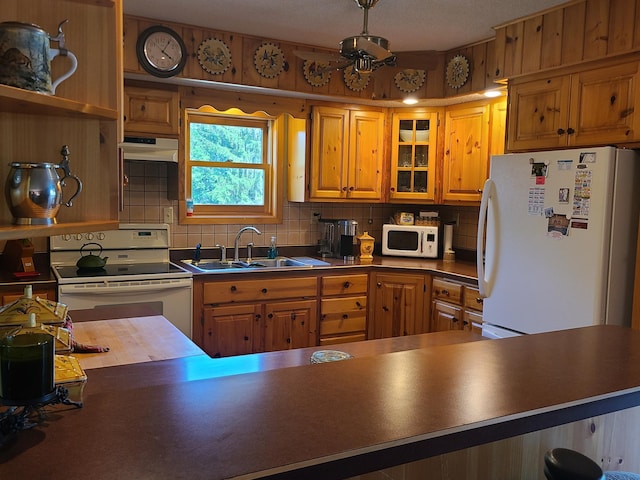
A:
[444,224,454,252]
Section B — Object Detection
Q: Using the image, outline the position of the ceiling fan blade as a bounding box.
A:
[354,36,393,61]
[314,59,355,74]
[393,50,442,71]
[294,49,343,63]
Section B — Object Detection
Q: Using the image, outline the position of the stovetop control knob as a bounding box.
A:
[96,233,105,240]
[74,233,83,240]
[62,234,71,241]
[86,233,94,240]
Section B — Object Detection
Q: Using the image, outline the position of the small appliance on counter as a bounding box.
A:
[318,219,358,260]
[382,224,438,258]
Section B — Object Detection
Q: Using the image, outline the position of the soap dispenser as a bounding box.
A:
[267,236,278,259]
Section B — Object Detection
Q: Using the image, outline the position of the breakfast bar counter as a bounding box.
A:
[2,314,640,479]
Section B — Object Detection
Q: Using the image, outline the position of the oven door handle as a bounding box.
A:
[59,281,192,295]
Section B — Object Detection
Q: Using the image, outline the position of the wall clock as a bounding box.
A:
[136,25,187,78]
[303,60,331,87]
[254,43,285,78]
[343,65,370,91]
[197,38,231,75]
[394,69,426,93]
[446,54,470,89]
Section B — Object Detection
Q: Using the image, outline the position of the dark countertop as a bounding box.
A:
[3,325,640,479]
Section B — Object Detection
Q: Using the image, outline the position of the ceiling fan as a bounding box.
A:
[295,0,398,74]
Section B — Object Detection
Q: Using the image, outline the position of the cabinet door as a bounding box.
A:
[389,111,438,202]
[124,86,180,136]
[442,104,490,203]
[310,106,349,199]
[431,300,463,332]
[507,75,571,151]
[568,62,640,146]
[346,110,384,200]
[264,300,317,351]
[203,304,261,357]
[370,273,426,339]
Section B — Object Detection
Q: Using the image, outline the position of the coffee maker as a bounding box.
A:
[318,219,358,260]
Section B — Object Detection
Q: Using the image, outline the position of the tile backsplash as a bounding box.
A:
[120,160,479,253]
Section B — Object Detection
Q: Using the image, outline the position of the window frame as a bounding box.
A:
[182,106,284,224]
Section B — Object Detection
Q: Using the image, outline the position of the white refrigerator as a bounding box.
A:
[477,146,640,338]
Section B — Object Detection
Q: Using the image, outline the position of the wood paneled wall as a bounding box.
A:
[491,0,640,81]
[124,15,504,102]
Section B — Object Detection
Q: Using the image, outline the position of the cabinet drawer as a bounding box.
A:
[320,314,367,336]
[463,286,484,312]
[321,296,367,315]
[321,274,368,296]
[204,277,317,304]
[320,333,366,346]
[432,278,462,305]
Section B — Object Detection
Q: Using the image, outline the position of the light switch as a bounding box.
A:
[163,207,174,224]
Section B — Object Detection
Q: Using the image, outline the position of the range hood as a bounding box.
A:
[120,136,179,162]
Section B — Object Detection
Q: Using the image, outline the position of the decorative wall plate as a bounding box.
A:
[303,60,331,87]
[343,65,370,91]
[394,69,426,93]
[254,42,285,78]
[446,54,470,89]
[197,38,231,75]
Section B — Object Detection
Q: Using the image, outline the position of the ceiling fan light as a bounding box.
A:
[355,57,373,73]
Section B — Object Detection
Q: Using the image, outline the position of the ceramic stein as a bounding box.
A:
[0,20,78,95]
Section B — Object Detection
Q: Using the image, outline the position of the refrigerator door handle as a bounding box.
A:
[477,178,496,298]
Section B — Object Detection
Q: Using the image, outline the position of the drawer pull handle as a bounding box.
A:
[262,288,268,294]
[376,282,382,288]
[268,313,273,319]
[441,289,449,296]
[343,281,351,288]
[355,301,362,308]
[476,298,483,304]
[291,312,297,320]
[230,285,237,292]
[342,314,348,320]
[244,336,249,341]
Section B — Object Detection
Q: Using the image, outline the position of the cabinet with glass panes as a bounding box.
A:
[389,111,439,202]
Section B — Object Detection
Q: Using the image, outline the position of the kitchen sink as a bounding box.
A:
[182,257,322,272]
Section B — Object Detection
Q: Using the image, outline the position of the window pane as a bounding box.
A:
[190,123,263,164]
[191,166,265,205]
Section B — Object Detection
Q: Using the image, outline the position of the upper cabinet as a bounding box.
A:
[1,0,121,240]
[310,106,384,202]
[123,83,180,137]
[507,59,640,151]
[442,98,506,204]
[388,110,439,203]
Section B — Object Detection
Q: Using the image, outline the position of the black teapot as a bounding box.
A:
[76,243,108,270]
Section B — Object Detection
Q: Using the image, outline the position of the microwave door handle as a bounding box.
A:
[420,231,423,253]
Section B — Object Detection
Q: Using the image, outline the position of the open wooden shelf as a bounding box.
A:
[0,84,118,121]
[0,220,120,241]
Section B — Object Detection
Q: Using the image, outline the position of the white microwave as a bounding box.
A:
[382,224,438,258]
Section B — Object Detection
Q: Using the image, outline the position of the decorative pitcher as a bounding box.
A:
[5,145,83,225]
[0,20,77,95]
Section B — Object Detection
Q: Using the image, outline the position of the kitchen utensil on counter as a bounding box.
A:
[318,219,358,260]
[0,20,78,94]
[0,331,55,404]
[76,243,108,270]
[5,145,83,225]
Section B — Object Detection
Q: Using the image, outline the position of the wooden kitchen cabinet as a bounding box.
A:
[388,110,439,202]
[264,299,317,351]
[508,59,640,151]
[200,275,318,357]
[319,274,368,345]
[430,277,482,333]
[310,106,384,201]
[369,272,429,339]
[0,0,121,240]
[203,304,261,357]
[123,84,180,136]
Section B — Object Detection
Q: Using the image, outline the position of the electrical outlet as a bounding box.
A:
[163,207,174,224]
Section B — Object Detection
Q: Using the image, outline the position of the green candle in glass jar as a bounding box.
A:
[0,332,55,404]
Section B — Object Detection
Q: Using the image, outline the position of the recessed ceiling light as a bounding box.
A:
[403,97,418,105]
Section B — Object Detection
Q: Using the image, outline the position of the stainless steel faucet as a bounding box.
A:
[216,244,227,262]
[234,226,262,261]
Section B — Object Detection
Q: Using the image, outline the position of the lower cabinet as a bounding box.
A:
[319,274,368,345]
[431,277,482,334]
[264,300,317,352]
[200,275,318,357]
[369,272,430,339]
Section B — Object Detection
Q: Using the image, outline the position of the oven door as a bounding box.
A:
[58,277,193,339]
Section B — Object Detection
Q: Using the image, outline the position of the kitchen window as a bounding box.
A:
[184,106,283,223]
